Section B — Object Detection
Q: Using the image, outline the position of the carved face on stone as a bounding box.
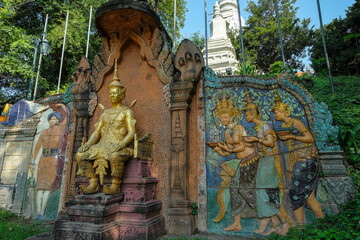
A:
[49,115,60,127]
[274,109,285,121]
[245,109,256,123]
[219,113,233,127]
[109,87,125,104]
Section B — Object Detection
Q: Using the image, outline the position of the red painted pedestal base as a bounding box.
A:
[52,158,165,240]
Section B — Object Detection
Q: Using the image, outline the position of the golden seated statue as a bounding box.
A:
[76,59,136,195]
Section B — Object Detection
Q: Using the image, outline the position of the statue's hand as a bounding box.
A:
[244,136,258,143]
[218,142,230,152]
[78,143,90,152]
[245,143,254,147]
[111,142,126,153]
[213,146,222,154]
[279,134,294,141]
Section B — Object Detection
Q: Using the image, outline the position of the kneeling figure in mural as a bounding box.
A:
[76,63,136,195]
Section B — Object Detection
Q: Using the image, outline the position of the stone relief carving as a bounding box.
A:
[320,177,356,206]
[93,27,174,91]
[313,102,341,151]
[175,39,205,83]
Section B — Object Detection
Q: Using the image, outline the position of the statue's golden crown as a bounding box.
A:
[216,90,235,115]
[244,88,258,111]
[108,58,125,89]
[272,90,291,117]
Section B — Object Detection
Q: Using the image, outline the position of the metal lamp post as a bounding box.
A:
[27,39,40,100]
[33,14,51,101]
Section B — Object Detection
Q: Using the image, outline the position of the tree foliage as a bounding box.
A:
[183,31,205,51]
[0,0,187,108]
[148,0,188,41]
[228,0,312,72]
[309,0,360,76]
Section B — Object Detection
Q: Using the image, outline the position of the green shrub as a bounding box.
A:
[268,194,360,240]
[309,76,360,168]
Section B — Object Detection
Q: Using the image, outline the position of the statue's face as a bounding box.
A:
[109,87,124,104]
[49,115,60,127]
[274,109,285,121]
[220,113,232,126]
[245,109,256,122]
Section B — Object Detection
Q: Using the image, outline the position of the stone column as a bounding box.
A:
[168,81,196,234]
[66,57,91,200]
[167,39,205,235]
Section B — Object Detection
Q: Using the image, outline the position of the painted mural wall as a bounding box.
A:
[23,104,69,220]
[0,99,71,220]
[203,69,354,237]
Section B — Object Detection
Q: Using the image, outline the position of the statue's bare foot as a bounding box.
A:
[76,168,84,176]
[254,218,270,234]
[254,229,264,234]
[223,224,242,231]
[280,222,289,236]
[80,183,100,195]
[262,226,281,236]
[103,183,120,195]
[80,178,99,194]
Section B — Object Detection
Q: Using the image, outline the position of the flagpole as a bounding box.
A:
[86,6,93,58]
[237,0,246,75]
[316,0,335,94]
[275,0,286,68]
[204,0,208,67]
[57,11,69,94]
[173,0,177,51]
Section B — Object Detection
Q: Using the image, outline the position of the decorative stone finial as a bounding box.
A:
[214,2,221,17]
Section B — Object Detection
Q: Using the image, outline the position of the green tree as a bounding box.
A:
[228,0,312,72]
[0,0,188,107]
[0,0,35,107]
[9,0,108,99]
[310,0,360,76]
[149,0,188,40]
[186,31,205,50]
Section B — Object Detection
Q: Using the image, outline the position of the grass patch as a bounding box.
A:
[309,76,360,167]
[0,208,51,240]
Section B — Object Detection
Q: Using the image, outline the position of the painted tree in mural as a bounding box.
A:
[228,0,312,72]
[310,0,360,76]
[0,0,188,108]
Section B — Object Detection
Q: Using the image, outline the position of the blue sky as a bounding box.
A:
[180,0,355,38]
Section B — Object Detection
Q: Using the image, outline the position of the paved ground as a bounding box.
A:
[161,233,264,240]
[27,232,264,240]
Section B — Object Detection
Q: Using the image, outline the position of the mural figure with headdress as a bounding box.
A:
[208,90,259,232]
[30,103,69,220]
[76,59,136,195]
[272,90,324,227]
[242,89,290,235]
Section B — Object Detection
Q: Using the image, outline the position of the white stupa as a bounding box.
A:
[219,0,246,31]
[204,1,242,74]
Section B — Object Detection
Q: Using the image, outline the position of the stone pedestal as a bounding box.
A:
[319,150,347,175]
[53,158,165,240]
[53,194,123,239]
[318,150,357,214]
